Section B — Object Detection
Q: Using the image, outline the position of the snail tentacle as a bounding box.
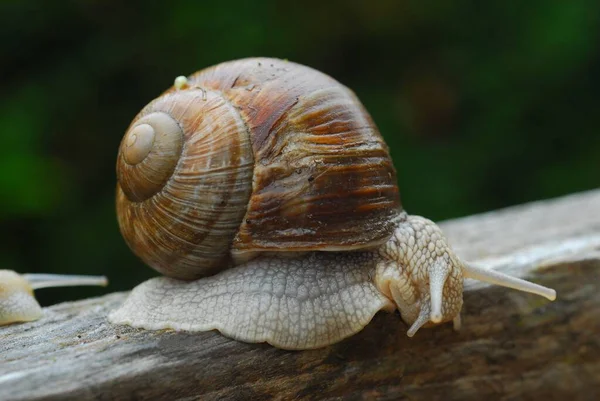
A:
[22,274,108,290]
[462,261,556,301]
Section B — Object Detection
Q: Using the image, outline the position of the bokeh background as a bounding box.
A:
[1,0,598,306]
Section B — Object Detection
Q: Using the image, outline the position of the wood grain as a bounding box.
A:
[1,190,599,401]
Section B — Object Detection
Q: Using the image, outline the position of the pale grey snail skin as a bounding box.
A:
[108,58,556,350]
[109,214,555,350]
[0,270,108,326]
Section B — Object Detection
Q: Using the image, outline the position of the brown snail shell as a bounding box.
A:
[116,58,402,280]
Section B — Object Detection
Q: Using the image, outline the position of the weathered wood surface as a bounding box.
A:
[1,190,599,401]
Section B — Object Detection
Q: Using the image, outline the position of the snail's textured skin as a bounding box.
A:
[109,215,465,349]
[0,270,42,326]
[109,254,391,350]
[111,58,557,349]
[116,58,401,280]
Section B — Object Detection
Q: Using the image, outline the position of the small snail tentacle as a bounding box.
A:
[406,297,432,338]
[428,259,451,324]
[22,273,108,290]
[1,270,108,326]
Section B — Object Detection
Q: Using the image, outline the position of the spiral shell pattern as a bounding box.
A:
[116,58,402,280]
[116,90,254,279]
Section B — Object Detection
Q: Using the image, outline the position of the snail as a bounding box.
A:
[0,270,108,325]
[108,58,556,350]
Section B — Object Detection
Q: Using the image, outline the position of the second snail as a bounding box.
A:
[109,58,556,350]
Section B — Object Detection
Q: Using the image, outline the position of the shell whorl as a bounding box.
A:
[117,112,184,201]
[116,89,254,280]
[116,57,402,281]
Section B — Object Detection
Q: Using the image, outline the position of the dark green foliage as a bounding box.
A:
[0,0,597,305]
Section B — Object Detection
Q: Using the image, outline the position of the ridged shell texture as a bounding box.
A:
[116,58,401,280]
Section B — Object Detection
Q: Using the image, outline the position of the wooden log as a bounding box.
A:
[1,190,599,401]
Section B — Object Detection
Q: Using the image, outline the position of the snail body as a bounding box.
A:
[0,270,107,325]
[109,58,556,349]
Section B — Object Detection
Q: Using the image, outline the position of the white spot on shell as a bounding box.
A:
[174,75,189,90]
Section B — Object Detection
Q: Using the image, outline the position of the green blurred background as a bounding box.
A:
[0,0,598,306]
